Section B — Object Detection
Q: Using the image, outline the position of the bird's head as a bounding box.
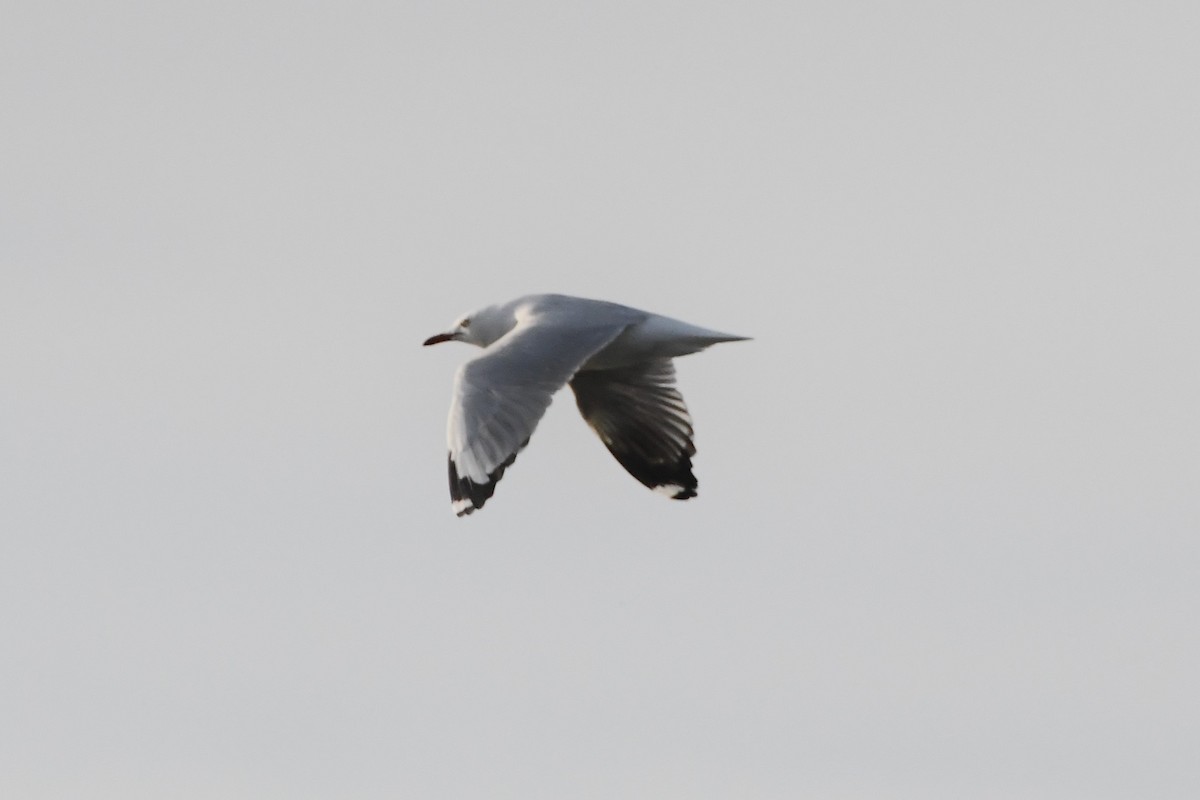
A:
[422,302,516,349]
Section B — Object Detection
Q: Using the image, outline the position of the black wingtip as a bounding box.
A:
[448,455,502,516]
[604,439,698,500]
[446,438,530,517]
[667,483,698,500]
[644,455,699,500]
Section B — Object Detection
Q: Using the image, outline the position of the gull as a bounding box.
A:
[423,293,749,516]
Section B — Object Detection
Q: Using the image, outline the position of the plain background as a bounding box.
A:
[3,2,1197,797]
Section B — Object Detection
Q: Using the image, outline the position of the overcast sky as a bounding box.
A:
[3,1,1198,798]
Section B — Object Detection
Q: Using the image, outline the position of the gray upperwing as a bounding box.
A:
[447,318,630,515]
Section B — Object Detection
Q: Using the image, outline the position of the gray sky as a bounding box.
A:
[3,1,1198,797]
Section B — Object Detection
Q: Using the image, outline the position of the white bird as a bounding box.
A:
[423,293,749,516]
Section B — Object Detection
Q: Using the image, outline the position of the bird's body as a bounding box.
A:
[423,294,748,516]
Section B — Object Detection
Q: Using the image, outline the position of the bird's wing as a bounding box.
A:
[446,316,630,516]
[569,359,698,499]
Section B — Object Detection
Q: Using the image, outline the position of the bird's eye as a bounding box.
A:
[460,317,471,328]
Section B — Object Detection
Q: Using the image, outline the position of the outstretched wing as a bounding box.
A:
[446,317,630,516]
[569,359,698,499]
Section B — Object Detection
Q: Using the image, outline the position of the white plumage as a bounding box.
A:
[423,294,749,516]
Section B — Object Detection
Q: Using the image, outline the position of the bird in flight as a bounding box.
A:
[423,293,749,516]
